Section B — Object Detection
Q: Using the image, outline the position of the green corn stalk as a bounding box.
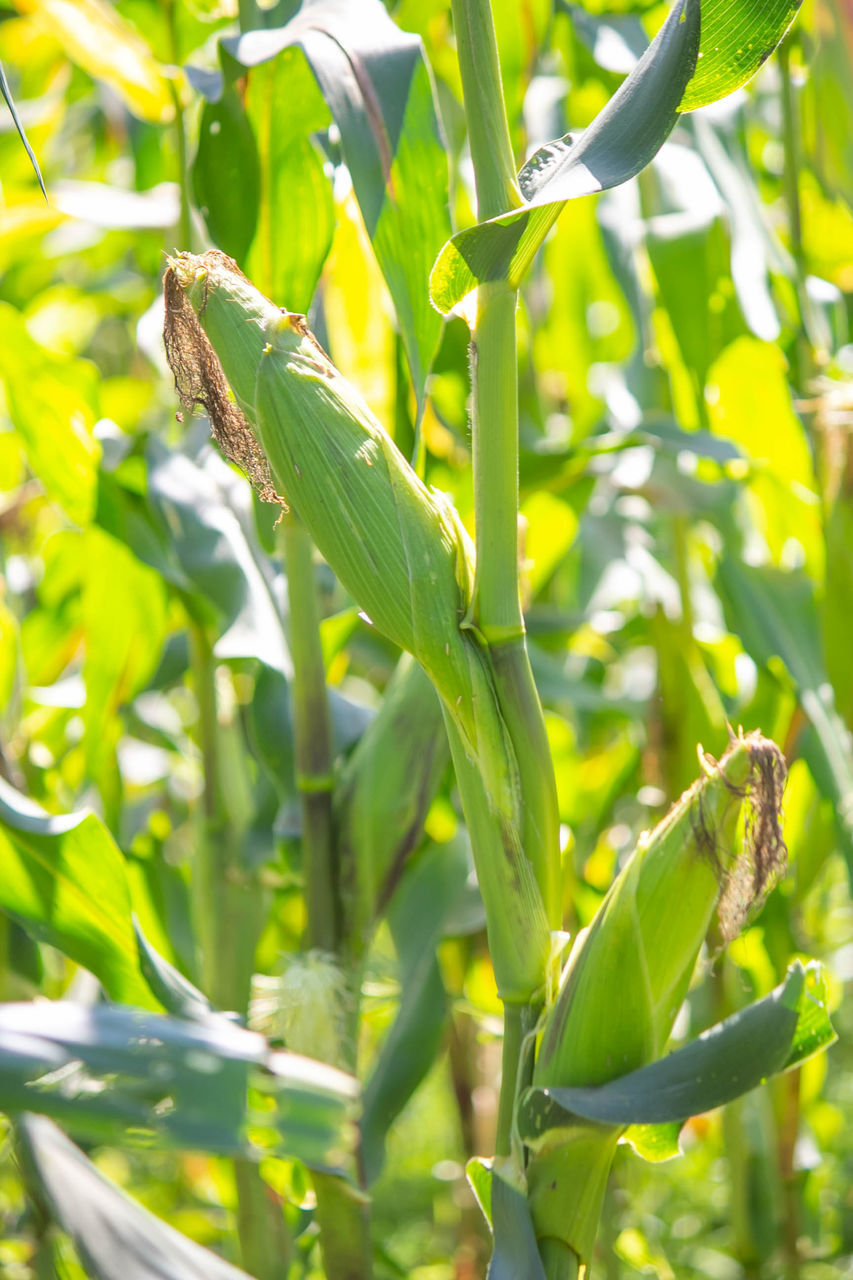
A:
[526,731,787,1278]
[163,251,556,1005]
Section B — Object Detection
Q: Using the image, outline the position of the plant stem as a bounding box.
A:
[495,1002,539,1157]
[188,618,288,1279]
[451,0,562,1227]
[470,283,523,640]
[282,514,338,955]
[779,33,814,387]
[189,620,254,1012]
[281,516,373,1280]
[450,0,522,220]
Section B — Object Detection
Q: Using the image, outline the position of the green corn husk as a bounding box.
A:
[163,251,554,1002]
[527,730,787,1274]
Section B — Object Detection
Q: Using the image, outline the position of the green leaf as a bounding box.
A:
[519,962,834,1150]
[360,834,470,1183]
[145,438,291,677]
[81,527,169,776]
[0,303,101,526]
[133,921,217,1025]
[0,1000,359,1171]
[0,779,156,1009]
[27,0,175,124]
[192,51,260,263]
[429,0,700,314]
[679,0,802,112]
[20,1115,253,1280]
[466,1155,494,1229]
[0,58,46,198]
[223,0,451,405]
[486,1172,548,1280]
[244,45,335,312]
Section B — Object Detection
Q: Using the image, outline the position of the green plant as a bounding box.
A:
[0,0,849,1278]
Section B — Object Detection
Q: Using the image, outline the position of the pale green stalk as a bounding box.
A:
[187,619,290,1278]
[280,519,373,1280]
[450,0,561,1153]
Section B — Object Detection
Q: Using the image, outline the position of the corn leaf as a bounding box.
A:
[20,1116,253,1280]
[17,0,175,124]
[679,0,802,110]
[133,922,218,1025]
[361,834,470,1183]
[81,528,169,779]
[144,438,291,677]
[518,962,834,1152]
[245,46,335,312]
[487,1173,548,1280]
[0,302,100,526]
[222,0,450,404]
[192,52,260,263]
[0,58,45,197]
[429,0,700,314]
[0,779,157,1009]
[0,1001,359,1171]
[430,0,805,315]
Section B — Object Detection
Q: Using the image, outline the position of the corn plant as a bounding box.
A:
[0,0,847,1278]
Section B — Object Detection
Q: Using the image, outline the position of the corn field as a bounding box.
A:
[0,0,850,1277]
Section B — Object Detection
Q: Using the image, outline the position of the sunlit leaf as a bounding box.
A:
[82,527,169,780]
[222,0,451,404]
[18,0,175,124]
[679,0,802,111]
[0,302,101,526]
[245,45,334,311]
[707,337,823,579]
[0,779,156,1009]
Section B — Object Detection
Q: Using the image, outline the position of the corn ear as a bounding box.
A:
[526,729,787,1271]
[163,251,555,1002]
[534,730,786,1091]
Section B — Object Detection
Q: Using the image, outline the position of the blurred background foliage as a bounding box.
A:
[0,0,851,1277]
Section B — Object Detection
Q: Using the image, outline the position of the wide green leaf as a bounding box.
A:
[518,962,834,1153]
[192,50,260,263]
[145,438,291,677]
[81,527,169,782]
[245,45,335,312]
[0,302,101,526]
[221,0,451,404]
[0,779,156,1009]
[679,0,802,111]
[20,1115,253,1280]
[429,0,700,314]
[0,1001,359,1171]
